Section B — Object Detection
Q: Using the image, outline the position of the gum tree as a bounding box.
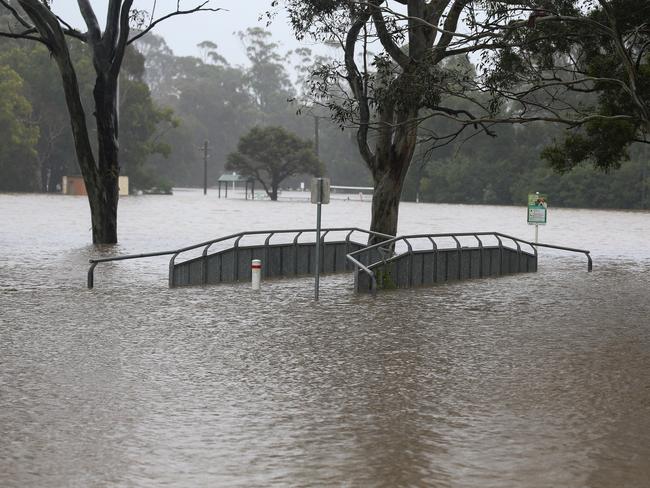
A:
[278,0,512,238]
[0,1,219,243]
[490,0,650,172]
[279,0,640,239]
[227,125,323,201]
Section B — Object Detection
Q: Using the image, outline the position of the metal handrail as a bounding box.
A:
[347,232,537,260]
[344,231,592,293]
[87,227,393,289]
[531,241,592,271]
[346,254,378,296]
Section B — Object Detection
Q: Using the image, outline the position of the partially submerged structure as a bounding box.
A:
[216,173,255,199]
[347,232,591,294]
[63,175,129,196]
[88,228,591,293]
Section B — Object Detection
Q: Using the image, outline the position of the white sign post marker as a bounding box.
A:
[251,259,262,290]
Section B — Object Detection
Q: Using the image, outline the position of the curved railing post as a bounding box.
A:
[345,230,354,270]
[405,238,414,287]
[264,232,275,278]
[427,236,438,283]
[319,230,331,274]
[293,231,303,276]
[513,239,522,272]
[474,234,484,278]
[451,235,461,280]
[87,261,98,289]
[233,235,244,281]
[495,235,504,275]
[169,251,181,288]
[202,243,213,285]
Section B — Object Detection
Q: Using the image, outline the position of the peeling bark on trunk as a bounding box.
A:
[14,0,129,244]
[91,73,120,244]
[368,151,413,244]
[370,171,403,241]
[365,106,419,243]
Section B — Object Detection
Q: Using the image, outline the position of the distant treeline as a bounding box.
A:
[403,123,649,209]
[0,24,647,209]
[0,27,367,193]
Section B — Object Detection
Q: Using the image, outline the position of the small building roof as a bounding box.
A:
[218,172,253,183]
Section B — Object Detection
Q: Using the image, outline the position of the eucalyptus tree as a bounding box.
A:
[0,65,39,191]
[0,39,83,192]
[136,34,258,186]
[278,1,515,237]
[488,0,650,172]
[279,0,641,239]
[227,126,323,201]
[0,1,220,244]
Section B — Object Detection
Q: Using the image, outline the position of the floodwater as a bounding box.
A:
[1,190,649,488]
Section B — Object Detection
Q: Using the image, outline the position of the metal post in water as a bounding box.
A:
[203,140,209,195]
[251,259,262,290]
[311,177,330,301]
[535,224,539,244]
[315,179,322,301]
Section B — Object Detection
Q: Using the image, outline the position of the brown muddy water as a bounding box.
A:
[1,190,649,488]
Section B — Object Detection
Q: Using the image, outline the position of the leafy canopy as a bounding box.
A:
[227,125,323,199]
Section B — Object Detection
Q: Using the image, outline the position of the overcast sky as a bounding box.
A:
[50,1,325,66]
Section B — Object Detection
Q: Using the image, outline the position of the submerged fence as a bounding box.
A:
[88,229,591,295]
[87,228,392,289]
[346,232,592,294]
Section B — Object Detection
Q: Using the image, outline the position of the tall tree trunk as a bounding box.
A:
[369,155,411,242]
[17,0,119,243]
[91,73,120,244]
[367,108,419,243]
[52,39,113,244]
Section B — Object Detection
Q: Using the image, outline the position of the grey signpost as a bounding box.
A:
[311,177,330,300]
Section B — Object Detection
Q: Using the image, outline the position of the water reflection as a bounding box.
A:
[1,192,649,487]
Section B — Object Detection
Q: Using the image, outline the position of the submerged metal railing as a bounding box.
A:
[87,227,392,289]
[346,231,592,295]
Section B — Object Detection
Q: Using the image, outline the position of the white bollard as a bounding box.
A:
[251,259,262,290]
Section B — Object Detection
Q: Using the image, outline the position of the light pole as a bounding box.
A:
[314,115,320,158]
[203,140,209,195]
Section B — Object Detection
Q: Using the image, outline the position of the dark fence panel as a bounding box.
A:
[172,241,366,287]
[355,246,537,293]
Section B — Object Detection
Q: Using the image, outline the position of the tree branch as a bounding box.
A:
[127,2,222,45]
[0,30,47,45]
[76,0,102,44]
[368,0,410,68]
[344,11,374,166]
[432,0,470,62]
[110,0,134,78]
[0,0,32,29]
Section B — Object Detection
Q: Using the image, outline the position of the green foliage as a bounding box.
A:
[0,40,91,191]
[119,46,179,192]
[239,27,295,118]
[0,65,39,191]
[541,119,637,172]
[138,31,368,189]
[404,121,650,210]
[0,36,177,193]
[487,0,650,171]
[226,125,323,200]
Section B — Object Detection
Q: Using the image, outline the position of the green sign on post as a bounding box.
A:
[527,193,548,225]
